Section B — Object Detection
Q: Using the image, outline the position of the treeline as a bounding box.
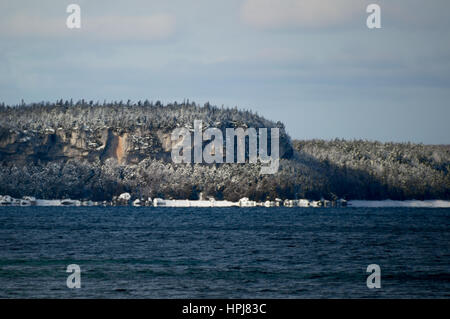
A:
[0,99,282,132]
[294,139,450,200]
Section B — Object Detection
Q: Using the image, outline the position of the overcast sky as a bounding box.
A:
[1,0,449,144]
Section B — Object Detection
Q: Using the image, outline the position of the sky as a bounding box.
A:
[0,0,449,144]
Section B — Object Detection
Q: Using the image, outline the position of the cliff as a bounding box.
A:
[0,101,292,166]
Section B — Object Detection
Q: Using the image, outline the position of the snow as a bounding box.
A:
[35,199,62,206]
[298,199,310,207]
[348,200,450,208]
[153,199,238,207]
[118,193,131,201]
[132,199,142,207]
[2,194,449,208]
[239,197,257,207]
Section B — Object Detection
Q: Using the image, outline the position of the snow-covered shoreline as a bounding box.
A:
[1,194,450,208]
[348,200,450,208]
[0,194,345,208]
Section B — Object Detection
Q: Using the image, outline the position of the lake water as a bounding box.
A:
[0,207,449,298]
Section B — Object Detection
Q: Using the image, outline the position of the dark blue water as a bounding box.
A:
[0,207,449,298]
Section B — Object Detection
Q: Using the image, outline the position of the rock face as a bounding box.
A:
[0,125,292,165]
[0,127,164,164]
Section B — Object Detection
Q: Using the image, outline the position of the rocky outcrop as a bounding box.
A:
[0,126,166,165]
[0,124,292,166]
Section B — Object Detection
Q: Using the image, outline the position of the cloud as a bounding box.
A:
[0,13,176,40]
[240,0,364,30]
[0,14,63,38]
[86,14,176,40]
[384,0,450,30]
[240,0,450,31]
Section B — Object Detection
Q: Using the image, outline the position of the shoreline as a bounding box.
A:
[1,194,450,208]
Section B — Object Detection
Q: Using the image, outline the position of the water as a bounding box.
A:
[0,207,449,298]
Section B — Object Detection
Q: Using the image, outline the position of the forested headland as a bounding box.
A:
[0,100,449,201]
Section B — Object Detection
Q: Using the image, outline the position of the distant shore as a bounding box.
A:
[2,103,449,205]
[1,194,450,208]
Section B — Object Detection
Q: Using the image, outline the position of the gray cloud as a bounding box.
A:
[0,12,176,41]
[240,0,364,30]
[240,0,450,31]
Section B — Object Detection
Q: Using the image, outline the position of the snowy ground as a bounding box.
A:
[2,195,450,208]
[348,200,450,208]
[35,199,63,206]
